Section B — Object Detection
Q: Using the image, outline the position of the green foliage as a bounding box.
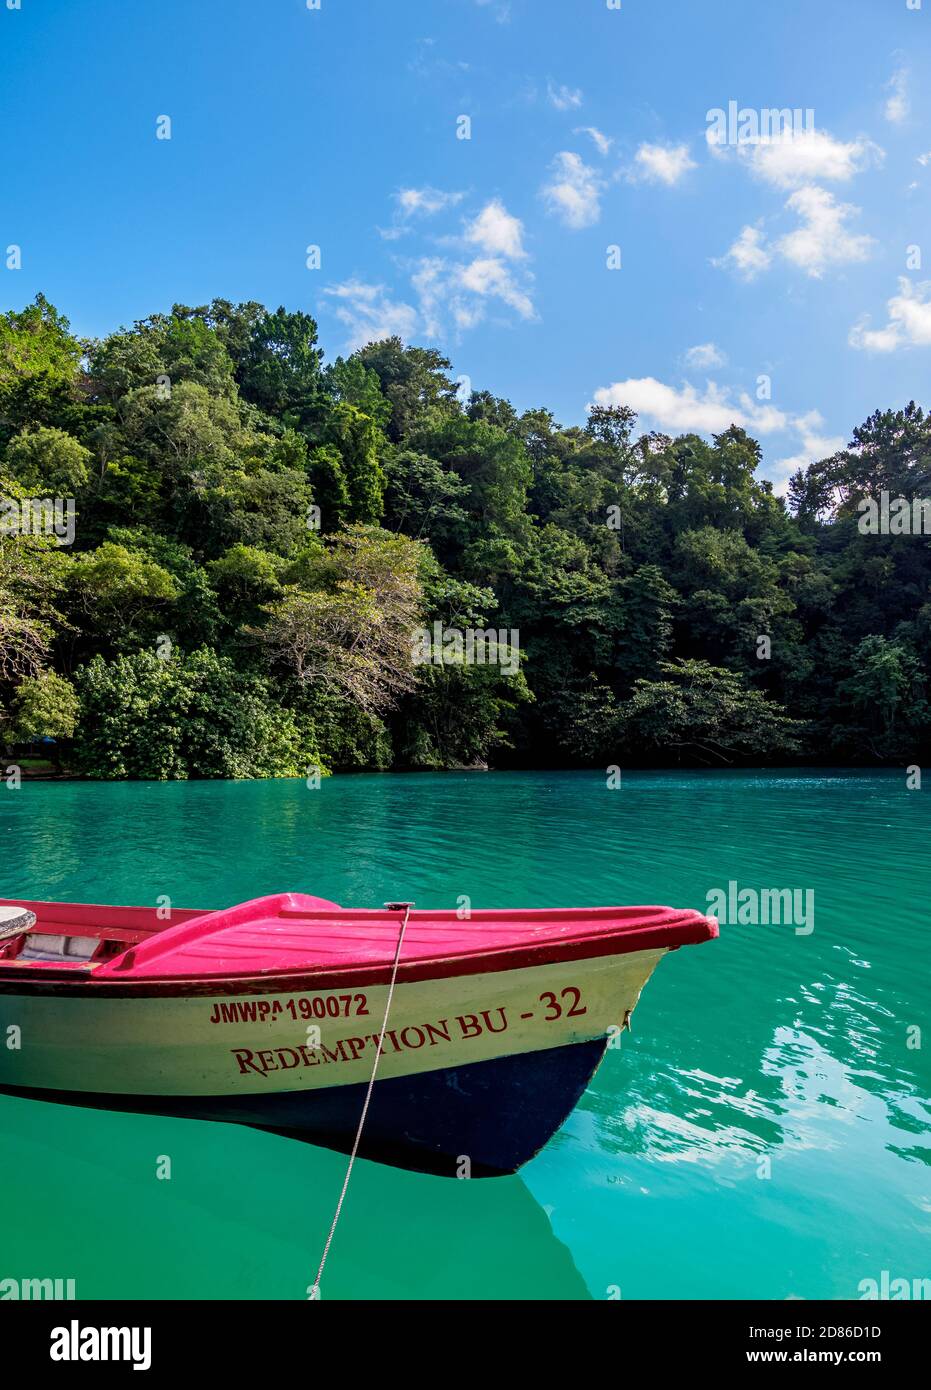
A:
[837,635,929,757]
[0,475,70,681]
[619,660,805,764]
[7,670,79,741]
[322,402,386,524]
[67,541,180,650]
[0,297,85,448]
[251,524,424,714]
[86,310,236,403]
[613,565,679,683]
[323,355,392,431]
[408,415,532,565]
[308,444,352,528]
[238,306,323,419]
[206,465,315,555]
[302,689,393,771]
[72,648,319,779]
[356,337,459,442]
[208,544,283,623]
[384,449,471,544]
[402,659,530,769]
[2,290,927,775]
[4,426,92,494]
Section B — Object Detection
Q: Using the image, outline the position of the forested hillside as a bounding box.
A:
[1,294,928,777]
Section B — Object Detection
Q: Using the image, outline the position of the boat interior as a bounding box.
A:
[0,894,717,981]
[0,900,209,971]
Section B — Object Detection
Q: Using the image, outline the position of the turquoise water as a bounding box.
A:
[1,769,929,1300]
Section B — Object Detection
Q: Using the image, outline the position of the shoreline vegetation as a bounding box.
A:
[1,294,928,780]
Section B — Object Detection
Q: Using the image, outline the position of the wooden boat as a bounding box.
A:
[0,893,717,1176]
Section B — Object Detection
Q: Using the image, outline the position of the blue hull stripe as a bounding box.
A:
[0,1038,608,1176]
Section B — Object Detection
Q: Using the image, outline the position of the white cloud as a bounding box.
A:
[455,256,535,319]
[685,343,727,370]
[592,377,787,436]
[918,151,931,167]
[716,187,872,280]
[331,188,536,348]
[633,142,696,186]
[410,257,449,339]
[771,412,845,495]
[379,186,464,239]
[410,254,535,334]
[415,249,536,335]
[848,318,903,353]
[575,126,612,156]
[775,186,873,277]
[712,128,884,189]
[547,80,583,111]
[327,253,536,350]
[881,279,931,345]
[541,151,602,228]
[396,186,464,217]
[849,277,931,353]
[463,198,526,259]
[324,281,419,350]
[884,66,909,124]
[592,376,843,497]
[714,224,772,280]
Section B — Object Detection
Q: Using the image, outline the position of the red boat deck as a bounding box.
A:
[0,893,718,986]
[103,894,716,979]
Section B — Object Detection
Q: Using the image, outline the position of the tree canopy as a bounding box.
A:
[1,291,928,777]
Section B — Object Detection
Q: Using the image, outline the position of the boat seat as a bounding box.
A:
[18,933,100,963]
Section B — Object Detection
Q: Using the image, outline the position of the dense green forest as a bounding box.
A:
[1,293,928,777]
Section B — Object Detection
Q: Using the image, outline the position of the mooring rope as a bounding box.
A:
[310,901,413,1299]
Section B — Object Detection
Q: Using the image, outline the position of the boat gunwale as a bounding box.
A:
[0,895,717,997]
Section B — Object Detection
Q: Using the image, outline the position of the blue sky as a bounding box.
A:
[2,0,930,489]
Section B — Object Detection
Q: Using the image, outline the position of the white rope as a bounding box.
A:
[310,902,413,1299]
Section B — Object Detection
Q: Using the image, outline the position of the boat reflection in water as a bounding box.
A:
[0,1088,592,1300]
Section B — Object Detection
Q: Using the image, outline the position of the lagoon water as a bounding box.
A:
[1,769,929,1300]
